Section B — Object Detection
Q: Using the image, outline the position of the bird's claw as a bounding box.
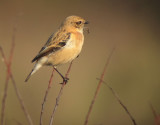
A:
[60,77,69,84]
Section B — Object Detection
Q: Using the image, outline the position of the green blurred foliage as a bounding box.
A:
[0,0,160,125]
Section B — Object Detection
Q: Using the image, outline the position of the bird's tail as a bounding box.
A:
[25,63,42,82]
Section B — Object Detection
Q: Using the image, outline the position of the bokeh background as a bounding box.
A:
[0,0,160,125]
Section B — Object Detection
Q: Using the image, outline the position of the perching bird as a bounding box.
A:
[25,15,89,82]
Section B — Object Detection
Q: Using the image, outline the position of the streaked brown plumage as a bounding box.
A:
[25,15,89,82]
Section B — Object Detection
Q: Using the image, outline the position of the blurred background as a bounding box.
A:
[0,0,160,125]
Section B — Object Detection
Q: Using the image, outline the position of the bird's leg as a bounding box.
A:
[53,66,69,84]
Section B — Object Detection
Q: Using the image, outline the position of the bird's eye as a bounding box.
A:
[76,21,82,25]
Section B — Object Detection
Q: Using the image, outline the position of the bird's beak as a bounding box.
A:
[84,21,89,24]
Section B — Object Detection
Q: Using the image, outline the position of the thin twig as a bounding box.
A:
[149,103,160,125]
[0,37,14,125]
[0,25,16,125]
[149,102,157,118]
[10,73,33,125]
[0,70,10,125]
[49,61,73,125]
[8,26,16,64]
[84,47,115,125]
[0,32,33,125]
[40,68,55,125]
[0,46,8,66]
[97,78,137,125]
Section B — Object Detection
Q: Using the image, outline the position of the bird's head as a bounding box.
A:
[62,15,89,33]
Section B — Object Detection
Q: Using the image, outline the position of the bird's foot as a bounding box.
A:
[60,77,69,84]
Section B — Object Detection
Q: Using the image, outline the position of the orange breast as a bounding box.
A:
[46,31,84,66]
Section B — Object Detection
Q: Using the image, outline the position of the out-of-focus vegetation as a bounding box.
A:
[0,0,160,125]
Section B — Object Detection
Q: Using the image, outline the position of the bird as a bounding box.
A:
[25,15,89,82]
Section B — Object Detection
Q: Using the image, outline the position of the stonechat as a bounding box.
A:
[25,15,89,82]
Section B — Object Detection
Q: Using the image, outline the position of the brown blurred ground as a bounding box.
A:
[0,0,160,125]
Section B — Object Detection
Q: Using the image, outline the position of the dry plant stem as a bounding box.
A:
[8,26,16,64]
[0,44,33,124]
[0,27,16,125]
[10,73,33,125]
[150,103,157,118]
[49,61,73,125]
[40,68,55,125]
[0,46,8,65]
[84,47,115,125]
[97,78,137,125]
[150,103,160,125]
[1,71,10,125]
[0,41,14,125]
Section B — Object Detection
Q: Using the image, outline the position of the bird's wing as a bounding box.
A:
[31,32,71,63]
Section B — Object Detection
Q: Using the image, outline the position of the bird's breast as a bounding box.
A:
[47,31,84,66]
[65,31,84,49]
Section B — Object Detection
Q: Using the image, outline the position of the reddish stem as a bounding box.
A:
[49,62,73,125]
[84,47,115,125]
[40,68,55,125]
